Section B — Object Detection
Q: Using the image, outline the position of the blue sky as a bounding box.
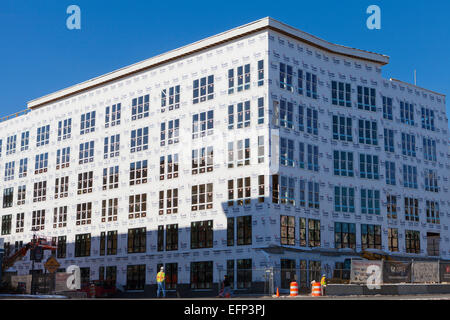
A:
[0,0,449,123]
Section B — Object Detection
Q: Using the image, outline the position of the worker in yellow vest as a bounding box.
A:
[320,274,327,296]
[156,266,166,298]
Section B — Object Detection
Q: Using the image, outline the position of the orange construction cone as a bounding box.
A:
[276,287,280,297]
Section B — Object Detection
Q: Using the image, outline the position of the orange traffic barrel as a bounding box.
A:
[90,284,96,298]
[311,282,322,297]
[290,282,298,296]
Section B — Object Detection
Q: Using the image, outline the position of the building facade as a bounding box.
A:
[0,17,449,295]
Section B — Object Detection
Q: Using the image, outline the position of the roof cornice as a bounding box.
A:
[27,17,389,110]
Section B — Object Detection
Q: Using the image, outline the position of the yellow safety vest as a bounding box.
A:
[321,277,326,286]
[157,271,165,283]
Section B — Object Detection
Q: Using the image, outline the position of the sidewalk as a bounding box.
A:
[0,294,68,299]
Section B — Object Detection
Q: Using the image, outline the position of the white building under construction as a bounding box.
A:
[0,17,449,296]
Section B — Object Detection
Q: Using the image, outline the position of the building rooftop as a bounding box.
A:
[389,78,446,98]
[27,17,391,110]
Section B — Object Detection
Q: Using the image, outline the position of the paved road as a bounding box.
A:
[139,293,450,300]
[263,294,450,300]
[1,294,450,300]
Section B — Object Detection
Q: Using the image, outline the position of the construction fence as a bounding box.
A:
[217,261,450,295]
[7,272,74,295]
[6,261,450,296]
[350,260,450,285]
[217,267,337,295]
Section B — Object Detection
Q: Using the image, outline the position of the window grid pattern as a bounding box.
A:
[161,120,180,146]
[77,171,93,194]
[80,111,96,135]
[17,185,26,206]
[426,200,439,224]
[161,153,180,179]
[360,189,380,214]
[161,86,180,112]
[34,152,49,174]
[20,131,29,151]
[384,128,395,153]
[192,148,212,175]
[335,222,356,249]
[424,169,438,192]
[332,115,352,141]
[53,206,67,228]
[103,166,119,190]
[190,220,213,249]
[105,104,121,127]
[4,161,14,181]
[79,141,94,164]
[228,101,250,129]
[361,224,382,250]
[55,176,69,199]
[159,188,178,215]
[56,147,70,170]
[131,127,149,152]
[228,138,250,168]
[32,210,45,231]
[405,230,420,254]
[192,111,213,139]
[280,215,295,245]
[193,75,214,104]
[333,151,354,177]
[423,138,437,161]
[76,203,92,225]
[131,95,149,120]
[3,188,13,208]
[16,212,24,233]
[403,165,418,189]
[358,120,378,145]
[191,184,213,211]
[228,64,250,94]
[400,101,414,125]
[129,160,147,185]
[279,63,293,91]
[101,198,118,223]
[404,197,419,222]
[382,96,393,120]
[129,194,147,219]
[334,186,355,213]
[58,118,72,140]
[421,107,435,131]
[357,86,376,112]
[385,161,396,185]
[6,135,16,155]
[36,125,50,147]
[227,177,251,206]
[331,81,351,107]
[401,133,416,157]
[387,195,397,219]
[104,134,120,159]
[33,181,46,202]
[359,154,379,179]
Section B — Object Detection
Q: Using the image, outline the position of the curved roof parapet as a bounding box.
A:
[267,17,389,65]
[27,17,390,110]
